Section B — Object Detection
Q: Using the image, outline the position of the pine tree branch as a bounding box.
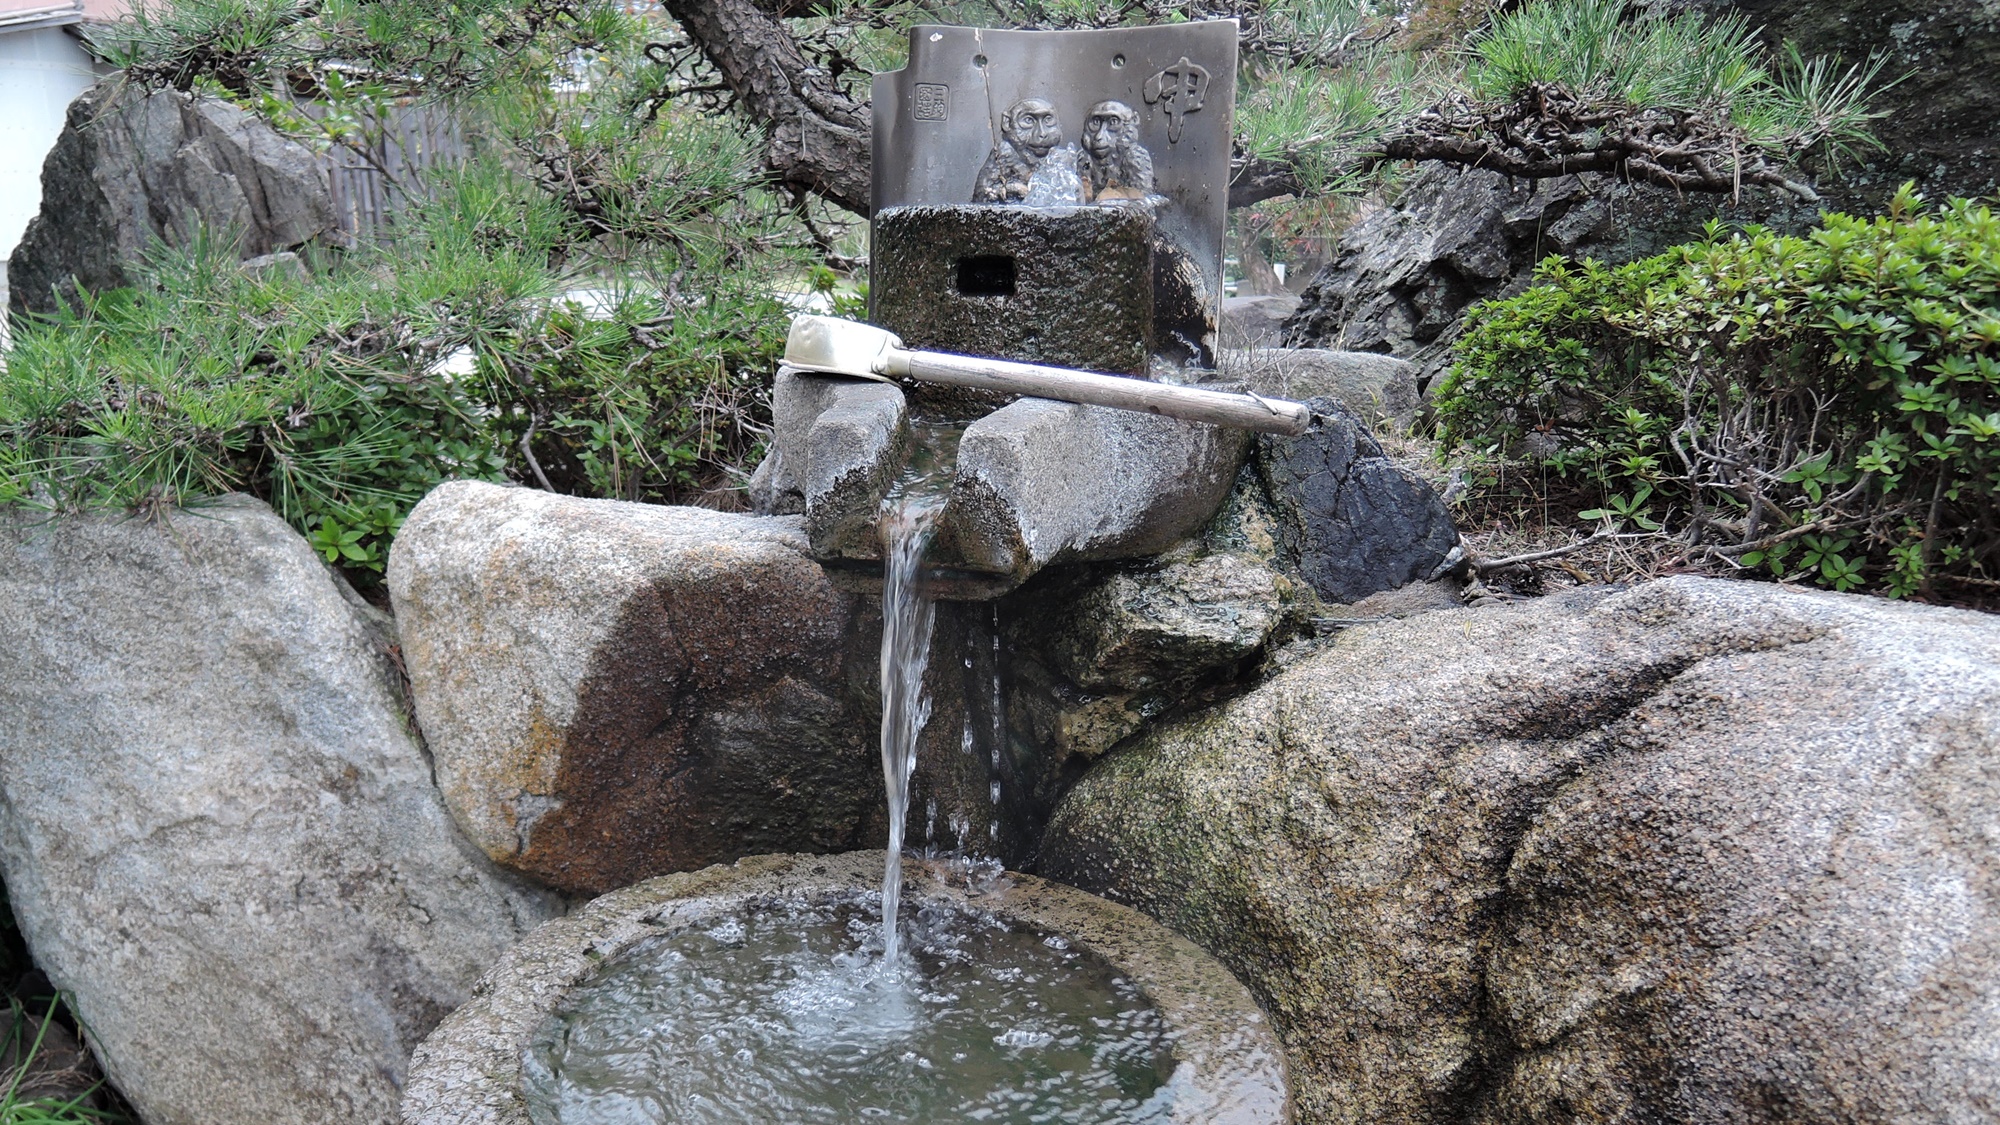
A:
[659,0,874,215]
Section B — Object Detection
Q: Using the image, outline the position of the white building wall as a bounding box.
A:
[0,26,98,283]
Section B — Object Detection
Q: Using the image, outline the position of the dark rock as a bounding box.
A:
[8,78,340,316]
[1281,168,1818,379]
[1255,402,1461,604]
[1042,576,2000,1125]
[388,481,885,896]
[1694,0,2000,211]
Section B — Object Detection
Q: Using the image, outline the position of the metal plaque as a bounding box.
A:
[872,22,1238,367]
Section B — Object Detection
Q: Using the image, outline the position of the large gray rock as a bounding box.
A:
[8,78,339,316]
[388,481,884,896]
[1043,577,2000,1125]
[0,496,561,1125]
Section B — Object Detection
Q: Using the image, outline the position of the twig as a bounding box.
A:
[519,414,555,493]
[1705,516,1846,559]
[1470,529,1657,573]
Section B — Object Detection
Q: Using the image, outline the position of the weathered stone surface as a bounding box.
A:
[1037,551,1287,694]
[750,368,910,522]
[388,480,883,895]
[747,369,915,559]
[0,496,560,1125]
[1222,347,1422,430]
[931,396,1251,591]
[1043,577,2000,1125]
[870,204,1155,382]
[1219,294,1300,349]
[8,78,339,316]
[1281,168,1817,379]
[1700,0,2000,210]
[1255,402,1460,604]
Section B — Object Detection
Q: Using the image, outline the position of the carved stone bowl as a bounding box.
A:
[399,851,1292,1124]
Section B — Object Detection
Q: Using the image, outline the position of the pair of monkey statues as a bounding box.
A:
[971,98,1154,206]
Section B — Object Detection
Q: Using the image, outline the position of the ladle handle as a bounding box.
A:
[892,351,1313,436]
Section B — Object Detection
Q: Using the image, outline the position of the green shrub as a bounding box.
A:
[3,0,811,577]
[0,187,791,575]
[1437,185,2000,597]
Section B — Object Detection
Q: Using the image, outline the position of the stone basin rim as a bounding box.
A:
[399,850,1292,1125]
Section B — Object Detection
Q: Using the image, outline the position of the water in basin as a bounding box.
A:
[521,895,1178,1124]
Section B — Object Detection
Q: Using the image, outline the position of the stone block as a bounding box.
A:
[802,382,910,560]
[749,368,909,537]
[870,204,1154,382]
[932,396,1249,589]
[1255,402,1461,604]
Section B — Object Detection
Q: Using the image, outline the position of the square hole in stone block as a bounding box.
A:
[956,255,1016,297]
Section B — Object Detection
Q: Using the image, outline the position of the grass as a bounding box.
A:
[0,999,124,1125]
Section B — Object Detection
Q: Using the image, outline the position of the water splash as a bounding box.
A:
[878,495,941,968]
[523,897,1177,1123]
[1022,145,1085,207]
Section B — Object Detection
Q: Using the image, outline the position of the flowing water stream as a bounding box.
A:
[518,428,1186,1123]
[876,491,942,967]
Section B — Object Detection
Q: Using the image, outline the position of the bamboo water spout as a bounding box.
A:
[785,314,1314,436]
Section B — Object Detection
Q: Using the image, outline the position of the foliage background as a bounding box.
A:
[0,0,1914,593]
[1438,187,2000,598]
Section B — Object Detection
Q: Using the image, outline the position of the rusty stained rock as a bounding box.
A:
[389,481,883,895]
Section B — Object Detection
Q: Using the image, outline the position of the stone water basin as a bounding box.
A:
[400,851,1290,1124]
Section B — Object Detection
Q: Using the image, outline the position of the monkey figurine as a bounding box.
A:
[972,98,1065,203]
[1078,100,1153,202]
